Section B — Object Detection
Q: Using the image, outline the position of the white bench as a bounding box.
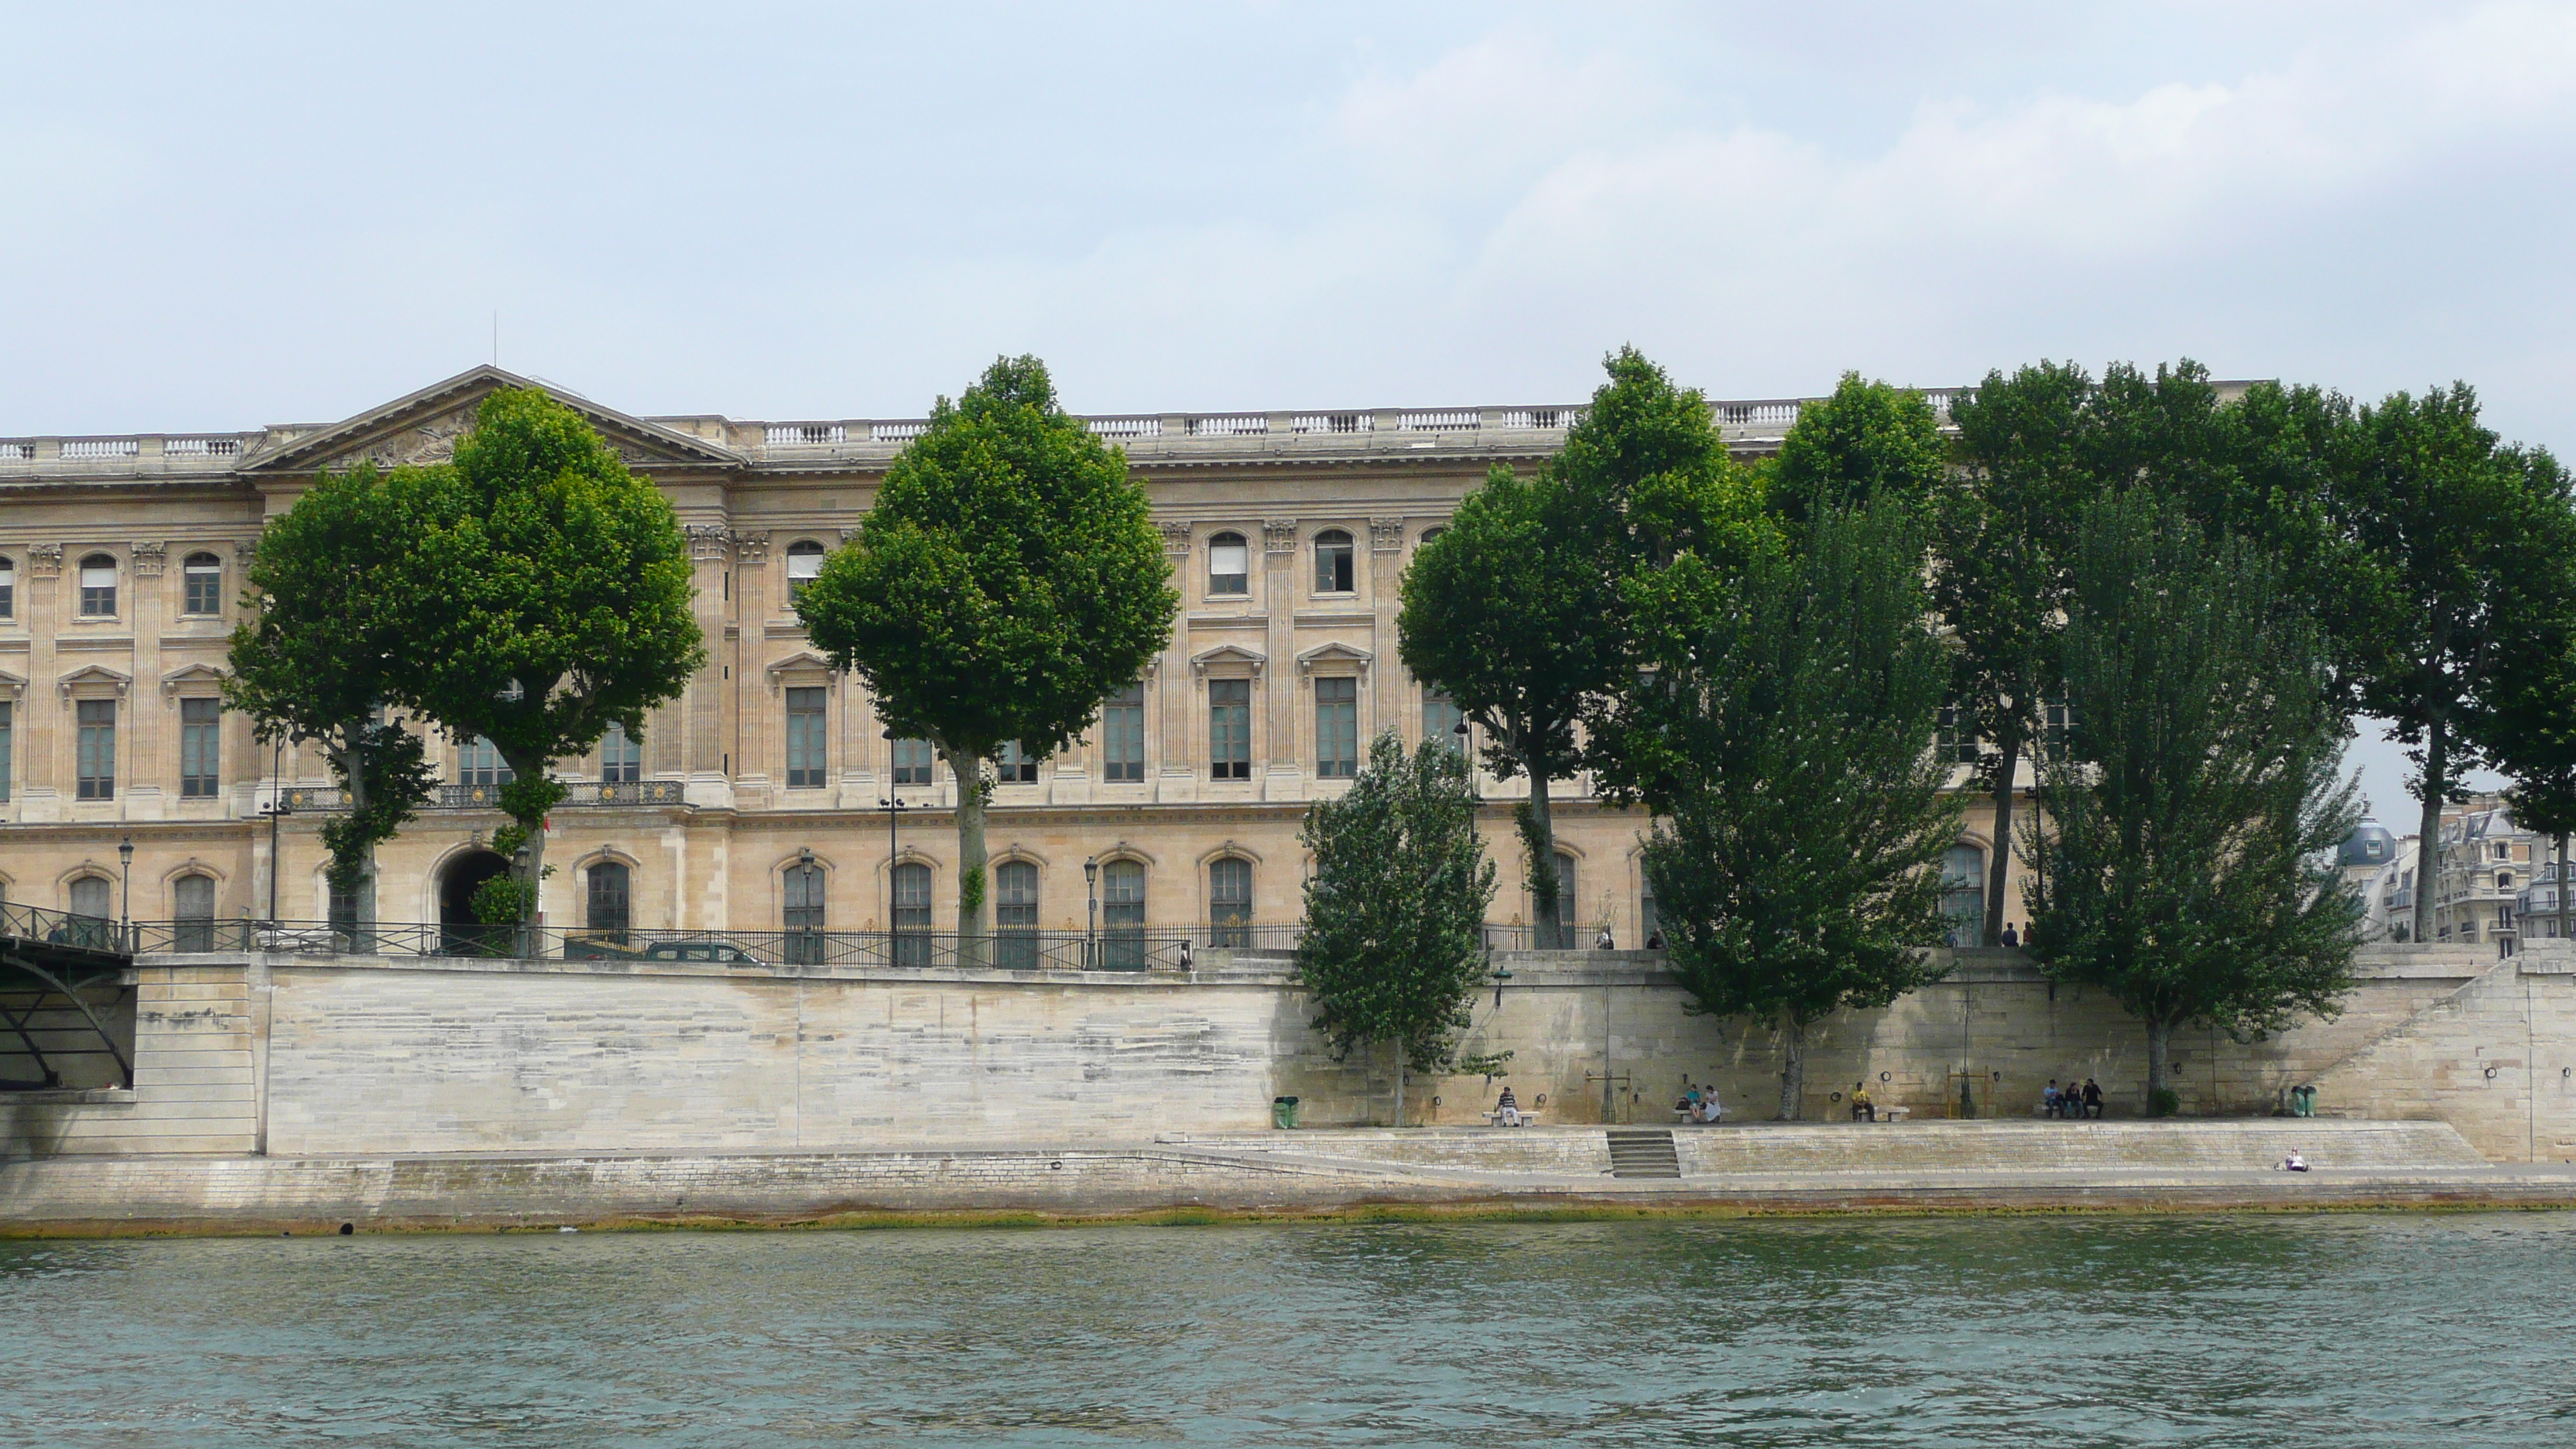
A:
[1482,1110,1542,1127]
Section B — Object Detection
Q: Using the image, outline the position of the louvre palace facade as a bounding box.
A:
[0,366,2016,951]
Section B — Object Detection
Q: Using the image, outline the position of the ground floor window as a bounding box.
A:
[893,862,932,966]
[1209,857,1252,947]
[1940,844,1985,947]
[1102,859,1146,968]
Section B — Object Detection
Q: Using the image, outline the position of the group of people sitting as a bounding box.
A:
[1674,1086,1724,1123]
[2043,1079,2105,1118]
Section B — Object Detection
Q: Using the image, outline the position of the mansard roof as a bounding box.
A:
[240,365,745,478]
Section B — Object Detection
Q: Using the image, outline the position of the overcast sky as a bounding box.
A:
[6,1,2567,820]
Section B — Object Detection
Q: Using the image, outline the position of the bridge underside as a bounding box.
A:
[0,913,135,1091]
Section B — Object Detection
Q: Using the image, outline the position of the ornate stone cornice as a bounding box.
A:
[684,524,731,562]
[131,541,166,577]
[27,544,61,579]
[1369,517,1405,553]
[1262,519,1297,555]
[731,530,771,562]
[1158,520,1194,557]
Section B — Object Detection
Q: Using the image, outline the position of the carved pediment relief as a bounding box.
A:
[245,365,745,478]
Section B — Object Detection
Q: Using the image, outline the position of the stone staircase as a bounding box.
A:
[1606,1129,1681,1179]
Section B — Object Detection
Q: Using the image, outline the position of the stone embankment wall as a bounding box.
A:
[3,941,2570,1163]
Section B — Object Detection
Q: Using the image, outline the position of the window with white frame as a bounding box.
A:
[786,540,827,605]
[182,552,223,615]
[1207,533,1249,596]
[78,555,117,617]
[0,556,15,619]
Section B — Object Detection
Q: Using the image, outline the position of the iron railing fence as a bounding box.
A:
[127,919,1576,966]
[0,901,128,956]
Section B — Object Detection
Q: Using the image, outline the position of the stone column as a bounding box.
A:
[1261,518,1300,799]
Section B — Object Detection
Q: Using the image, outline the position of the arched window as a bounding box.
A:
[1209,857,1252,947]
[1102,859,1146,969]
[1313,529,1354,593]
[996,860,1040,969]
[1551,852,1577,950]
[587,861,631,941]
[1208,532,1249,596]
[182,552,224,615]
[1940,845,1985,947]
[892,861,933,967]
[78,554,117,617]
[0,555,15,619]
[783,860,825,964]
[68,875,111,920]
[786,540,827,604]
[173,873,216,951]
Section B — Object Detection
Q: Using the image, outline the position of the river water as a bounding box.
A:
[4,1212,2571,1447]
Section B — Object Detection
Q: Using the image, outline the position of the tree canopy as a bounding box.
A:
[1621,503,1959,1119]
[396,387,704,929]
[2023,489,2362,1112]
[224,461,440,931]
[796,355,1177,960]
[1768,372,1948,529]
[1295,730,1499,1125]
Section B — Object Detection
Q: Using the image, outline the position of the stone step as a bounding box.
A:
[1606,1128,1680,1179]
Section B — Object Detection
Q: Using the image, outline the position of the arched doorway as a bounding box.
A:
[440,850,512,954]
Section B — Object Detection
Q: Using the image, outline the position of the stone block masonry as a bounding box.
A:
[5,941,2574,1166]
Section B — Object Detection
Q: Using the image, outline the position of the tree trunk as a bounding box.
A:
[944,745,990,969]
[1527,759,1560,949]
[1985,716,2023,947]
[2413,717,2446,945]
[1393,1043,1406,1129]
[1776,1013,1807,1120]
[2146,1016,2173,1115]
[346,735,376,947]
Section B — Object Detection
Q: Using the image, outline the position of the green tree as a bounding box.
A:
[796,356,1176,964]
[1769,372,1948,529]
[224,462,440,934]
[1401,348,1762,947]
[2334,385,2576,944]
[1295,730,1499,1125]
[397,389,704,933]
[1620,504,1960,1119]
[2023,490,2362,1114]
[1935,361,2097,944]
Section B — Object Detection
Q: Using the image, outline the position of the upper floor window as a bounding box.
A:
[1315,677,1358,779]
[1313,529,1355,593]
[75,699,115,800]
[1935,705,1981,765]
[1210,678,1252,780]
[2499,872,2515,891]
[78,555,117,617]
[0,701,13,803]
[1208,533,1249,596]
[892,737,936,786]
[1101,683,1145,783]
[997,740,1039,784]
[786,540,827,605]
[182,552,223,615]
[0,556,14,619]
[2041,701,2074,762]
[1423,689,1464,754]
[785,687,827,789]
[180,697,221,799]
[1940,844,1985,947]
[601,721,642,783]
[457,735,513,788]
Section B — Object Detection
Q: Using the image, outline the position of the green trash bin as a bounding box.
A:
[1272,1095,1300,1130]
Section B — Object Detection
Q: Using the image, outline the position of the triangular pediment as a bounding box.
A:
[242,366,745,478]
[1190,643,1267,677]
[1295,641,1374,673]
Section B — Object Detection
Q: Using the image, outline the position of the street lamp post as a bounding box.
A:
[117,838,135,951]
[1084,856,1099,971]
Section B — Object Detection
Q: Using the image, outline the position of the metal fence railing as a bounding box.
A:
[0,902,128,956]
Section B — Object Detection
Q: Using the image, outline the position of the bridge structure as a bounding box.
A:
[0,903,135,1091]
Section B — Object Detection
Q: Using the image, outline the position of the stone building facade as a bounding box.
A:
[0,366,2024,947]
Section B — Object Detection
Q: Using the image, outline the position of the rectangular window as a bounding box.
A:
[78,560,116,618]
[601,721,642,783]
[1102,683,1145,782]
[0,701,12,803]
[180,697,220,799]
[1208,536,1249,596]
[785,687,827,789]
[76,699,115,800]
[1315,677,1358,779]
[0,563,14,619]
[183,560,222,615]
[457,735,514,787]
[1423,690,1463,754]
[1209,678,1251,780]
[1936,705,1981,765]
[892,737,936,786]
[997,740,1038,783]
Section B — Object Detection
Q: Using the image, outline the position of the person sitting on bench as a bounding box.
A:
[1850,1081,1875,1122]
[1697,1089,1724,1123]
[2043,1081,2064,1118]
[2082,1078,2104,1118]
[2279,1147,2309,1172]
[1495,1086,1522,1127]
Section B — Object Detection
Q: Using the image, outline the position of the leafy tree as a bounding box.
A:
[396,389,704,932]
[224,462,440,933]
[1934,361,2098,944]
[2023,490,2362,1114]
[797,356,1176,964]
[1295,731,1499,1125]
[1622,504,1959,1119]
[2334,385,2576,943]
[1402,347,1762,947]
[1769,372,1947,529]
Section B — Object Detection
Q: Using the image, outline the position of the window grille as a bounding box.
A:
[893,862,932,967]
[786,540,827,603]
[784,862,825,964]
[173,874,216,951]
[457,736,513,787]
[1423,690,1464,754]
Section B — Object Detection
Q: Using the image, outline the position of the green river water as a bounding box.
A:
[3,1211,2571,1447]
